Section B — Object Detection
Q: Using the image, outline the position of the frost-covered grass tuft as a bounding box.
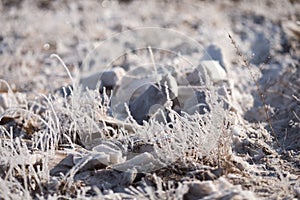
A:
[0,51,234,199]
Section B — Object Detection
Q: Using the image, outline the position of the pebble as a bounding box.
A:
[177,88,210,115]
[250,32,270,65]
[73,152,110,171]
[129,84,164,124]
[129,73,178,124]
[171,41,199,55]
[92,143,125,164]
[50,154,74,176]
[202,44,225,67]
[112,152,165,173]
[86,168,136,191]
[294,187,300,198]
[185,177,257,199]
[187,60,227,85]
[199,60,227,83]
[100,67,126,89]
[79,67,125,90]
[184,181,216,199]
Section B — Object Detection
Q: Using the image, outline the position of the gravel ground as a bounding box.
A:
[0,0,299,199]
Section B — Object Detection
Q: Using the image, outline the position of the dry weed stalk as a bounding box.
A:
[228,33,281,150]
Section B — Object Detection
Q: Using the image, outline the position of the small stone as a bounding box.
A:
[47,177,60,192]
[112,152,165,173]
[86,169,121,190]
[184,181,216,199]
[100,67,126,89]
[84,153,110,170]
[79,67,125,90]
[294,186,300,198]
[231,125,245,137]
[53,153,74,167]
[0,93,17,109]
[177,87,209,115]
[199,60,227,83]
[171,41,199,55]
[50,154,74,176]
[129,84,167,124]
[160,73,178,98]
[129,73,178,124]
[231,154,250,171]
[187,60,227,84]
[186,69,201,86]
[202,44,225,67]
[86,169,135,191]
[74,171,92,181]
[73,152,110,171]
[93,144,125,164]
[250,33,270,65]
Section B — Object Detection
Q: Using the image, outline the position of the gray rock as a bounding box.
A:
[184,181,216,199]
[200,60,227,83]
[160,73,178,98]
[92,144,125,164]
[187,60,227,84]
[171,41,199,55]
[73,152,109,171]
[184,178,257,200]
[129,84,167,124]
[50,152,109,177]
[79,67,125,90]
[0,93,8,109]
[250,32,270,65]
[177,88,210,115]
[86,168,136,191]
[79,72,101,90]
[100,67,126,89]
[50,154,74,176]
[112,152,165,173]
[202,44,225,67]
[129,73,178,124]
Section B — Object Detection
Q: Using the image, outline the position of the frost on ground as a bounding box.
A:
[0,0,299,199]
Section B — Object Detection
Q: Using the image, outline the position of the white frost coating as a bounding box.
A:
[112,152,165,172]
[93,144,125,164]
[5,154,43,166]
[200,60,227,83]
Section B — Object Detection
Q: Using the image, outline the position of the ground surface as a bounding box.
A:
[0,0,299,199]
